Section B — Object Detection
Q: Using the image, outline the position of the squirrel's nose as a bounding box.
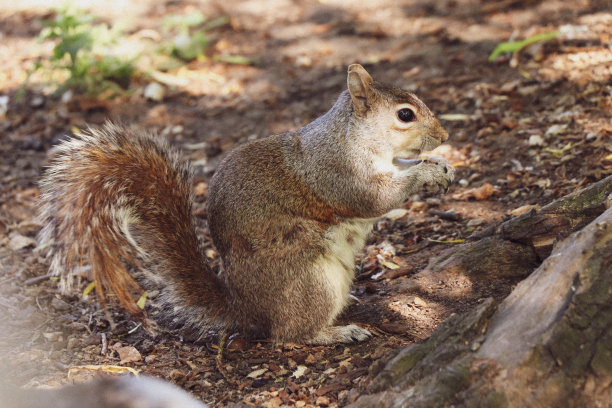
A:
[439,127,449,143]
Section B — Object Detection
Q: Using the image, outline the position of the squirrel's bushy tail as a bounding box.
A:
[38,122,232,329]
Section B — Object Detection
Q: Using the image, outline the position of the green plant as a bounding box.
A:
[36,3,135,94]
[25,4,252,97]
[489,31,560,62]
[161,11,228,61]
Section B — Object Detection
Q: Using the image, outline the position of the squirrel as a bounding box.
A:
[38,64,454,345]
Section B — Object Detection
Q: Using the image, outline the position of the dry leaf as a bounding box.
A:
[194,182,208,196]
[384,208,408,220]
[380,260,400,270]
[116,346,142,364]
[509,204,540,216]
[68,365,140,381]
[247,368,268,378]
[453,183,498,201]
[292,365,308,378]
[8,234,36,251]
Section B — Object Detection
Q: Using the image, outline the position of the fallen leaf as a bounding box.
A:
[452,183,498,201]
[263,397,283,408]
[247,368,268,379]
[116,346,142,364]
[305,354,317,365]
[8,234,36,251]
[136,291,148,309]
[384,208,408,220]
[68,365,140,381]
[406,296,428,308]
[380,260,400,270]
[194,182,208,196]
[315,395,331,407]
[292,365,308,378]
[529,135,544,146]
[467,217,487,227]
[509,204,540,216]
[83,281,96,297]
[545,124,567,136]
[428,238,466,244]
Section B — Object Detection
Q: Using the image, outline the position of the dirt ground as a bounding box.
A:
[0,0,611,407]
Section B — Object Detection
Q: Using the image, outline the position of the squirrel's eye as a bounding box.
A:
[397,108,415,123]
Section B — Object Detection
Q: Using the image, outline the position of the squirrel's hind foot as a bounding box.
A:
[305,324,371,345]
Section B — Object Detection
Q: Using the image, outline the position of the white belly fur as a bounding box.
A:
[314,218,374,323]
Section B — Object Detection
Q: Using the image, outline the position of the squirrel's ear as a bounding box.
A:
[347,64,375,117]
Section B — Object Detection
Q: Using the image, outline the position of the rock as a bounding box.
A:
[30,95,45,108]
[144,82,165,102]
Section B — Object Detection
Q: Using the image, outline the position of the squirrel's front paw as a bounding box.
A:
[418,156,455,193]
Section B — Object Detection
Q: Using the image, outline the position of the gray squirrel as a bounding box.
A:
[38,64,454,345]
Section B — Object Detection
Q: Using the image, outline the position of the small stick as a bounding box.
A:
[100,333,108,355]
[23,273,53,286]
[215,331,230,379]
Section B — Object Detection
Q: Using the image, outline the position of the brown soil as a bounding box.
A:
[0,0,610,407]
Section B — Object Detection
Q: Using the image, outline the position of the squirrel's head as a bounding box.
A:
[346,64,448,163]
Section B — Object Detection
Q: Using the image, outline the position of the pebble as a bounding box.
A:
[144,82,165,101]
[30,95,45,108]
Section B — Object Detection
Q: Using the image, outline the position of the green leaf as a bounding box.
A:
[83,281,96,296]
[136,291,148,309]
[489,31,560,62]
[163,11,205,32]
[428,238,466,244]
[174,31,208,60]
[55,32,93,63]
[213,54,255,65]
[381,260,400,270]
[204,16,229,30]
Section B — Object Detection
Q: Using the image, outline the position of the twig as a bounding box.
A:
[23,273,53,286]
[215,331,230,380]
[100,333,108,355]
